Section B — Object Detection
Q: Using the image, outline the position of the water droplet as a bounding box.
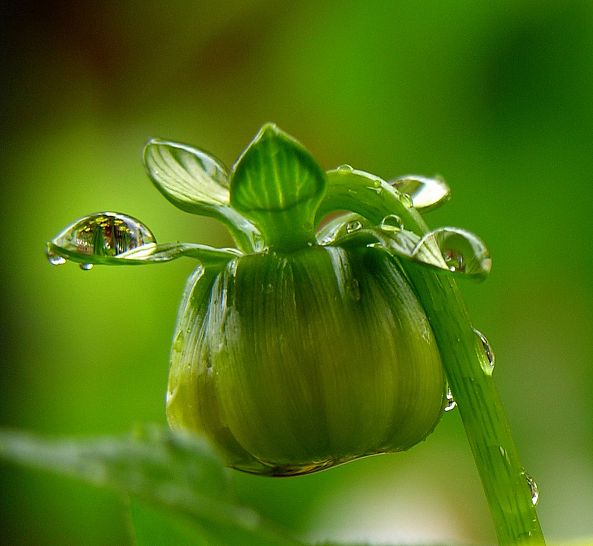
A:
[473,327,495,374]
[379,214,403,233]
[79,263,93,271]
[388,175,450,211]
[46,250,66,266]
[346,220,363,233]
[412,228,492,279]
[525,473,539,505]
[51,212,156,259]
[337,164,354,174]
[399,192,414,208]
[173,330,185,353]
[444,388,457,412]
[347,278,361,301]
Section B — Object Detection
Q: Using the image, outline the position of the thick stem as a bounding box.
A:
[402,264,545,545]
[318,171,546,544]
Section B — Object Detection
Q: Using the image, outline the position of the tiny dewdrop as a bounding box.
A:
[47,124,492,476]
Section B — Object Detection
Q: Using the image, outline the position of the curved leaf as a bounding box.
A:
[144,139,230,213]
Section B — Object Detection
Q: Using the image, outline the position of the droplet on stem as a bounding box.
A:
[525,472,539,505]
[379,214,403,233]
[444,388,457,412]
[337,164,354,174]
[345,220,362,233]
[473,327,495,374]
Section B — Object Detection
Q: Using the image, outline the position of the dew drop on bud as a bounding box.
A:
[379,214,403,233]
[388,175,450,211]
[473,327,495,375]
[47,250,67,266]
[524,472,539,505]
[444,388,457,412]
[337,164,354,174]
[347,278,361,301]
[79,263,93,271]
[345,220,362,233]
[50,212,156,263]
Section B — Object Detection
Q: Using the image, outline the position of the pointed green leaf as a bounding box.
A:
[144,139,230,213]
[230,123,326,250]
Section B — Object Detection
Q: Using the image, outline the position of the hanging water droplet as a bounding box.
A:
[412,228,492,280]
[46,250,66,266]
[388,175,451,211]
[337,164,354,174]
[473,327,495,375]
[346,220,363,233]
[50,212,156,264]
[525,473,539,505]
[380,214,403,233]
[444,388,457,412]
[79,263,93,271]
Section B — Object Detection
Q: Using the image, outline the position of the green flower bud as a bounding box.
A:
[48,123,492,476]
[166,244,445,475]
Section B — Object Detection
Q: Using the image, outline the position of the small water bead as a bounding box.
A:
[444,388,457,412]
[473,327,495,374]
[347,278,361,302]
[52,212,156,258]
[388,175,451,211]
[345,220,363,233]
[525,473,539,505]
[379,214,404,233]
[47,250,66,266]
[79,263,93,271]
[337,164,354,174]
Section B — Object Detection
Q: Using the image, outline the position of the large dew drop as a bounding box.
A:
[412,227,492,280]
[49,212,156,263]
[388,175,450,211]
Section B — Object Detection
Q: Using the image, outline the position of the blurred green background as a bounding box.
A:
[2,1,592,544]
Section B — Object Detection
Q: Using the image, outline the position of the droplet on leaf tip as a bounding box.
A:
[50,212,157,265]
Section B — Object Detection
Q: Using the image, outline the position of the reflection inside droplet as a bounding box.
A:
[79,263,94,271]
[51,212,157,260]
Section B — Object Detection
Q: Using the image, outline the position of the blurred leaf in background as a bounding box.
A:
[2,1,592,545]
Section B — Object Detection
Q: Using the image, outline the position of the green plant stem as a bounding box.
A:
[318,172,545,544]
[402,264,545,545]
